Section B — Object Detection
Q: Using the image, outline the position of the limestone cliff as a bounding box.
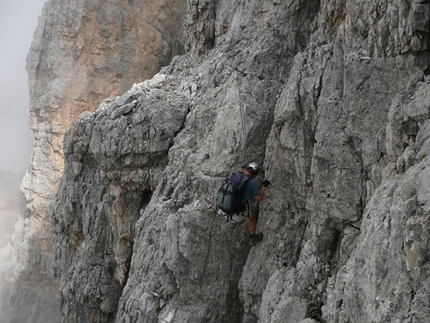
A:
[10,0,186,322]
[15,0,430,322]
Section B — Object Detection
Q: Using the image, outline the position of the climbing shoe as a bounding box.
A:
[249,232,263,247]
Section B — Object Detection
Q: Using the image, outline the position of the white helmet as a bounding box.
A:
[246,162,259,175]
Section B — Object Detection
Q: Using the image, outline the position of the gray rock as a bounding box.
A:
[12,0,430,322]
[11,0,187,321]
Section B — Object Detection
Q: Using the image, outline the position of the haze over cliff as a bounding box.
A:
[0,0,46,174]
[5,0,430,323]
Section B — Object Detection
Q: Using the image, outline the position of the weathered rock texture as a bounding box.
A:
[0,170,23,323]
[15,0,430,322]
[11,0,186,322]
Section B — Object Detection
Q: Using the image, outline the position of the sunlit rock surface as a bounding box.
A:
[11,0,186,322]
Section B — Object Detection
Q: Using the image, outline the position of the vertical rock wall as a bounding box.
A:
[53,0,321,321]
[18,0,430,322]
[251,0,430,321]
[11,0,186,322]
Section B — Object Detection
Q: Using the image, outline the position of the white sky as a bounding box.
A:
[0,0,47,175]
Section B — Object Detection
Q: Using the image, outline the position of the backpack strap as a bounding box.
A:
[231,175,250,216]
[238,176,250,202]
[240,175,250,192]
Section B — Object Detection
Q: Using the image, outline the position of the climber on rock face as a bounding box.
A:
[239,162,270,246]
[217,161,270,246]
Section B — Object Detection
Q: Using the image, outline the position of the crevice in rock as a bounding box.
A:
[139,188,153,211]
[328,226,343,265]
[120,188,153,289]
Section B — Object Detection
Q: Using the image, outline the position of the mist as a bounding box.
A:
[0,1,47,323]
[0,0,48,175]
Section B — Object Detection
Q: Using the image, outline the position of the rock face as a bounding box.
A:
[11,0,186,322]
[15,0,430,322]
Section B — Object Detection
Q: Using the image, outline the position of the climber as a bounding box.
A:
[239,162,270,246]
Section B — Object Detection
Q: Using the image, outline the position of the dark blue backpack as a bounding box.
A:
[217,171,250,215]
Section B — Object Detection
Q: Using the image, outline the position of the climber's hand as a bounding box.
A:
[262,180,271,187]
